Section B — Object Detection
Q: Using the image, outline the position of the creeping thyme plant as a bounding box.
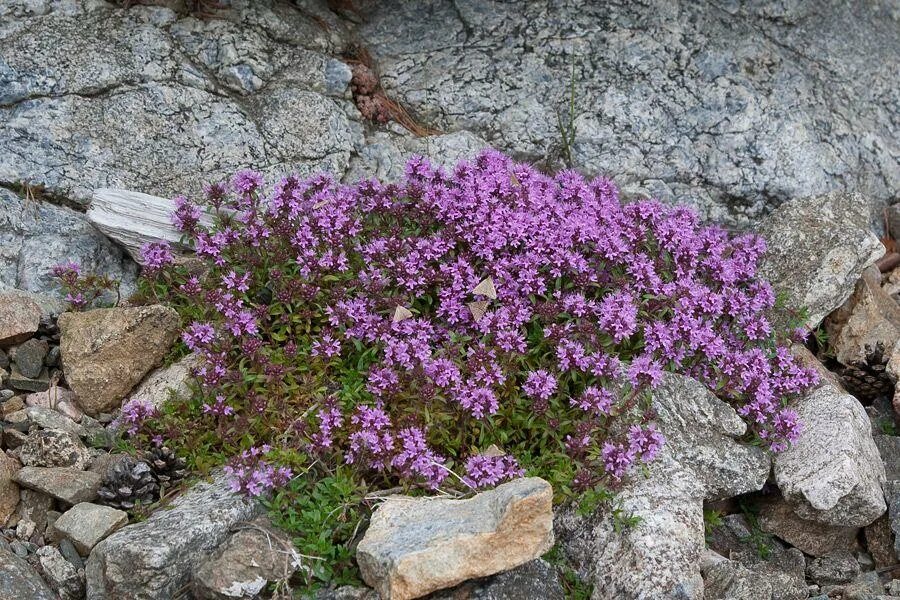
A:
[124,150,816,588]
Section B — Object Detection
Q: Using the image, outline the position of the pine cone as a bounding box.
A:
[97,457,159,511]
[145,446,187,488]
[838,344,893,402]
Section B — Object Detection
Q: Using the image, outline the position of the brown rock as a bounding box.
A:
[58,305,180,415]
[0,453,21,525]
[826,265,900,367]
[759,495,859,557]
[0,292,41,347]
[356,477,554,600]
[2,396,25,416]
[864,514,895,570]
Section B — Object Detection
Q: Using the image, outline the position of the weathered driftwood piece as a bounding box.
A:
[87,189,211,263]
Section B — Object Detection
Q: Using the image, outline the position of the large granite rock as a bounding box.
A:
[356,477,554,600]
[555,373,769,599]
[774,383,886,527]
[0,290,41,346]
[756,191,882,329]
[191,517,298,600]
[86,474,260,600]
[0,1,358,205]
[358,1,899,225]
[59,305,180,415]
[0,189,138,301]
[557,454,705,600]
[0,545,57,600]
[650,373,770,501]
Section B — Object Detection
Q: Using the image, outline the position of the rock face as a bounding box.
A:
[0,189,138,302]
[51,502,128,555]
[358,1,899,225]
[356,477,554,600]
[556,373,769,599]
[14,467,101,505]
[192,518,298,600]
[126,353,199,411]
[0,1,357,206]
[756,191,882,329]
[86,474,260,600]
[0,545,57,600]
[774,384,886,527]
[0,291,41,346]
[58,305,181,415]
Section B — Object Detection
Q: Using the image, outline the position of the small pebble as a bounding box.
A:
[58,538,84,569]
[45,346,60,368]
[0,389,14,401]
[10,540,28,557]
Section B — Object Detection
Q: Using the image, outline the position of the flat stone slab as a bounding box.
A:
[13,467,101,505]
[356,477,554,600]
[51,502,128,555]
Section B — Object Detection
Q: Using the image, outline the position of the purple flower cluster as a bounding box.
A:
[463,453,525,489]
[224,445,293,497]
[157,150,817,493]
[113,398,158,436]
[140,241,175,274]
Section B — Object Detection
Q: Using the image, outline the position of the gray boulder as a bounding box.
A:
[86,474,260,600]
[774,383,886,527]
[191,517,298,599]
[13,466,101,505]
[756,191,882,329]
[556,373,769,599]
